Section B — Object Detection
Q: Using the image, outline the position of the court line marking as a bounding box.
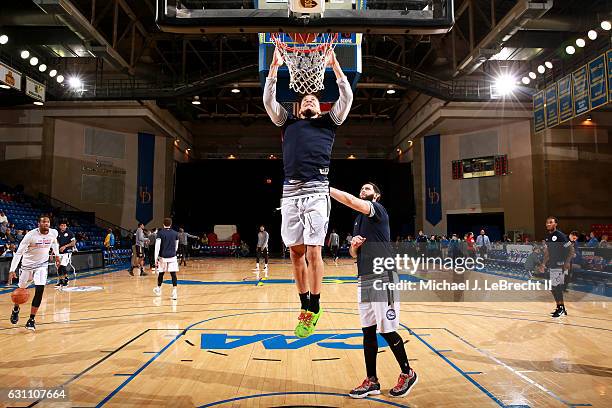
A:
[31,307,591,408]
[401,323,505,408]
[5,266,609,324]
[0,263,129,295]
[96,310,508,407]
[196,391,410,407]
[207,350,228,357]
[439,326,586,407]
[26,328,151,407]
[4,305,610,334]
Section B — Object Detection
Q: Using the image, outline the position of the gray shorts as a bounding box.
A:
[281,194,330,247]
[549,268,565,287]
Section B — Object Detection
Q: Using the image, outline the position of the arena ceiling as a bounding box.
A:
[1,0,611,129]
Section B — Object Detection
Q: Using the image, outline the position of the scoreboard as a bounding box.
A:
[452,155,508,180]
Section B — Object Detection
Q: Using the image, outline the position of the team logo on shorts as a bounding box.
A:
[386,309,396,320]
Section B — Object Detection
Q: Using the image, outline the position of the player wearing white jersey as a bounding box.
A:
[8,216,60,331]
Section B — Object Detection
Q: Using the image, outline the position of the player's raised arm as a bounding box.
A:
[263,48,288,127]
[330,187,372,215]
[327,51,353,126]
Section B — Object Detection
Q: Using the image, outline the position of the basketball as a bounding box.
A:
[11,288,29,305]
[289,33,318,44]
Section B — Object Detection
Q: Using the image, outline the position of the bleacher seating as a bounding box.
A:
[590,224,612,238]
[0,196,112,252]
[483,244,612,290]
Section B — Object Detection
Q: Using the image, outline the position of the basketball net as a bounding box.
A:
[271,33,338,95]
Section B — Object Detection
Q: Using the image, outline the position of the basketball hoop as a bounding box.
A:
[271,33,338,95]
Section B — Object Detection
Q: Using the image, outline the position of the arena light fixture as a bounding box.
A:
[601,20,611,31]
[575,38,586,48]
[586,114,592,121]
[56,75,64,83]
[529,71,537,79]
[545,61,553,69]
[386,88,396,95]
[231,88,240,94]
[0,35,8,45]
[227,154,236,159]
[347,154,356,159]
[29,57,38,66]
[521,76,530,85]
[38,64,47,72]
[68,76,82,89]
[269,154,276,159]
[565,45,576,55]
[494,74,517,96]
[20,50,29,59]
[192,96,201,105]
[537,65,545,74]
[49,69,57,78]
[33,101,44,106]
[588,30,598,40]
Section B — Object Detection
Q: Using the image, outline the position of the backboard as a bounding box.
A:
[157,0,454,34]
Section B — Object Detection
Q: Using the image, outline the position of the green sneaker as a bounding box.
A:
[294,308,323,338]
[294,310,309,338]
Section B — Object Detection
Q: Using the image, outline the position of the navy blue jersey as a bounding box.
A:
[282,113,337,182]
[157,228,179,258]
[545,229,571,268]
[57,229,75,253]
[353,201,392,277]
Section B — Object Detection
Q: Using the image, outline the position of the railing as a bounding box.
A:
[36,192,131,238]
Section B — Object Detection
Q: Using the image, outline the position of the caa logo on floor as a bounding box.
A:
[201,333,391,350]
[61,286,103,292]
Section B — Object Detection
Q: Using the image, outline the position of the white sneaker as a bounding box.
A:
[253,264,260,271]
[153,287,161,296]
[171,288,178,300]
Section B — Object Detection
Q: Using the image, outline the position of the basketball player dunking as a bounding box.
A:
[264,48,353,338]
[8,216,61,331]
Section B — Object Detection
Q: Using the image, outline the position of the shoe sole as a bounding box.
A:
[26,326,35,331]
[349,389,381,399]
[390,374,419,398]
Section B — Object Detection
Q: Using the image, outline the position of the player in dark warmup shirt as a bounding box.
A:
[153,218,180,300]
[541,216,573,317]
[330,182,418,399]
[55,220,76,288]
[263,48,353,338]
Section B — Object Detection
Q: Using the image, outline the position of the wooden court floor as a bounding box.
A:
[1,258,611,407]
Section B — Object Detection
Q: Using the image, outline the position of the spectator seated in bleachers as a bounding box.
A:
[587,232,600,248]
[1,243,15,257]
